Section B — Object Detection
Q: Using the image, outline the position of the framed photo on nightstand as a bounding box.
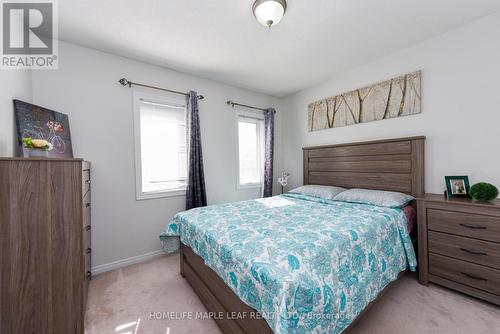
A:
[445,175,470,198]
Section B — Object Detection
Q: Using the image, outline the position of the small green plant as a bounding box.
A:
[470,182,499,202]
[22,137,53,151]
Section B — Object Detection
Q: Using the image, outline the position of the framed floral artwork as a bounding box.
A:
[14,100,74,158]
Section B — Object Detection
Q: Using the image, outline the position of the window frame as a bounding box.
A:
[133,91,187,200]
[235,109,265,190]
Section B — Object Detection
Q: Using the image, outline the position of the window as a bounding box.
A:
[237,111,264,188]
[134,92,186,200]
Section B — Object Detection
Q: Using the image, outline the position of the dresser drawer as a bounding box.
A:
[82,169,91,196]
[85,254,91,282]
[427,209,500,243]
[83,200,91,225]
[83,227,91,253]
[83,191,91,205]
[428,231,500,270]
[429,253,500,296]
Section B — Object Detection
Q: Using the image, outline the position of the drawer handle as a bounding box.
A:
[85,203,91,208]
[459,223,486,230]
[461,272,488,281]
[86,248,92,254]
[85,225,91,231]
[460,248,487,256]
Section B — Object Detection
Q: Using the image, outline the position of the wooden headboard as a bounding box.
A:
[303,136,425,197]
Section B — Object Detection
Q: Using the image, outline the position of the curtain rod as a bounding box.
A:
[118,78,204,100]
[226,100,276,113]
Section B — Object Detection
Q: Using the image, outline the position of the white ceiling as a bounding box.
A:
[59,0,500,97]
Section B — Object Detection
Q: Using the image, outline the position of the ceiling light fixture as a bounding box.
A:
[252,0,287,28]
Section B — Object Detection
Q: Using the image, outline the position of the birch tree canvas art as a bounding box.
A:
[308,71,421,131]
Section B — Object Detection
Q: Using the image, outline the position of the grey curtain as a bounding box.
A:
[263,108,275,197]
[186,91,207,210]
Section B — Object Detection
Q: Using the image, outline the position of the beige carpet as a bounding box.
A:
[85,254,500,334]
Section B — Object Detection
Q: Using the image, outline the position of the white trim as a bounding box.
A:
[236,109,265,120]
[133,91,187,201]
[237,183,262,190]
[235,109,265,191]
[91,249,165,275]
[137,189,186,200]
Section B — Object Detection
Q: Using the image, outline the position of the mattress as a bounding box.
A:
[161,194,417,334]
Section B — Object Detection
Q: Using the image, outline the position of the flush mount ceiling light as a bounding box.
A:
[253,0,287,28]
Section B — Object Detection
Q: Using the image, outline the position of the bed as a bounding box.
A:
[165,136,425,334]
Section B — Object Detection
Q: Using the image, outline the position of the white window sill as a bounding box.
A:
[237,183,262,190]
[136,189,186,201]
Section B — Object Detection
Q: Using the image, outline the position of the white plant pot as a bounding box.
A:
[29,149,49,158]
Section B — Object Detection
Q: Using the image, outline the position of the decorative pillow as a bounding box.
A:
[288,185,346,200]
[333,188,414,208]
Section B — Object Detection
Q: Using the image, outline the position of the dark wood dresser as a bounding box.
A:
[0,158,91,334]
[417,194,500,305]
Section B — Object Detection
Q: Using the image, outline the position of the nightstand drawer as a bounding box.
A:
[429,253,500,296]
[428,231,500,270]
[427,209,500,243]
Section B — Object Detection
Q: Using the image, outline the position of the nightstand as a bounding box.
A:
[417,194,500,305]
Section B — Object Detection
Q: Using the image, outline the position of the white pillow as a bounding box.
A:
[289,185,346,200]
[333,188,414,208]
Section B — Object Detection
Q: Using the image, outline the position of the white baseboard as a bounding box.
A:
[91,249,165,276]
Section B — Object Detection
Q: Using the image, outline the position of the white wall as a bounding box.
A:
[31,42,283,268]
[10,10,500,269]
[282,12,500,194]
[0,70,32,156]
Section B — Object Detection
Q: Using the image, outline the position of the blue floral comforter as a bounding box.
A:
[160,194,416,334]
